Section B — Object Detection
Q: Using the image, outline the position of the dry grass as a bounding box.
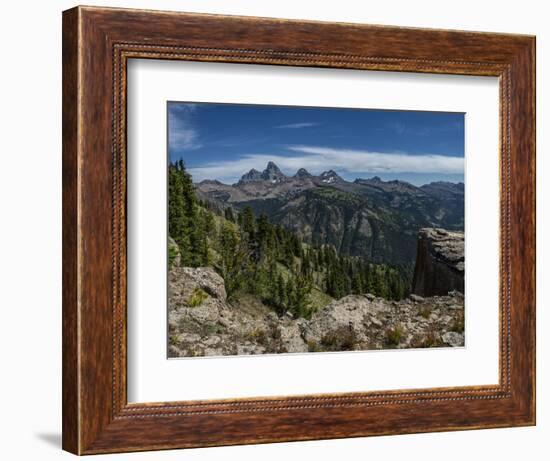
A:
[385,324,404,347]
[320,326,357,351]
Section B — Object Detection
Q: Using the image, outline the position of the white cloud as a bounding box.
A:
[288,145,464,174]
[188,145,464,184]
[168,104,202,151]
[274,122,319,129]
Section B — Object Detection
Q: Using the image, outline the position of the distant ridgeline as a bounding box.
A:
[169,161,411,319]
[195,161,464,265]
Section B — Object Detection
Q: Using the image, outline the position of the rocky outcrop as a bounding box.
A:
[168,267,465,358]
[169,266,227,306]
[412,228,464,296]
[304,292,464,351]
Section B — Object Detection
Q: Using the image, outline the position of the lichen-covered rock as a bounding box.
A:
[442,331,465,347]
[178,266,227,301]
[304,292,464,351]
[279,322,308,353]
[412,228,464,297]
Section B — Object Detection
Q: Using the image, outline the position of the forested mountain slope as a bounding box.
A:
[196,162,464,264]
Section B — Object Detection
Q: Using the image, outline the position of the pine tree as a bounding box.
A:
[168,164,190,263]
[277,274,287,314]
[242,206,256,239]
[224,207,235,222]
[293,275,312,318]
[256,213,271,260]
[365,263,376,294]
[169,161,202,266]
[285,278,296,313]
[218,222,243,297]
[203,208,215,236]
[352,271,364,294]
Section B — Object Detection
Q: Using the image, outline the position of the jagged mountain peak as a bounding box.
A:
[239,168,263,183]
[319,169,343,184]
[261,161,287,183]
[263,161,285,176]
[238,162,287,184]
[294,168,312,178]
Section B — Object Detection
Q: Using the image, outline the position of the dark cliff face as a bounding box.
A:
[412,228,464,296]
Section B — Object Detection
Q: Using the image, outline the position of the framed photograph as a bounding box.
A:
[62,6,535,455]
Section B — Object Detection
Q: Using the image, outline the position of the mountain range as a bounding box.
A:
[195,162,464,264]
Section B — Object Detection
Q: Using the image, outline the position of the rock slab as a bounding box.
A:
[412,228,464,297]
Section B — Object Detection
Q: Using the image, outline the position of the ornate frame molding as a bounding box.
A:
[63,6,535,454]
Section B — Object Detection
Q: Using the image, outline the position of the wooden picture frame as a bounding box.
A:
[62,5,535,455]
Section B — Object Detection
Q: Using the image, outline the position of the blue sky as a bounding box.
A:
[168,102,464,186]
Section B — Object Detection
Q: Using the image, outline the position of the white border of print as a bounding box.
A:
[127,59,499,403]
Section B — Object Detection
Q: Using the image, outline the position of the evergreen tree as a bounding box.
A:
[256,213,271,260]
[218,222,244,297]
[194,209,209,266]
[224,207,235,222]
[352,271,364,294]
[276,274,287,314]
[292,275,312,318]
[168,163,190,263]
[365,264,376,294]
[168,161,203,266]
[285,278,296,313]
[241,206,256,239]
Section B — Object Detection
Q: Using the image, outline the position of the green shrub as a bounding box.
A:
[450,312,465,333]
[246,328,268,346]
[320,326,357,351]
[188,287,208,307]
[307,340,321,352]
[410,331,443,348]
[168,244,179,268]
[418,306,431,319]
[270,325,282,340]
[385,324,404,347]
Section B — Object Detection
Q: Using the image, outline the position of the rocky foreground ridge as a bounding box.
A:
[168,266,465,358]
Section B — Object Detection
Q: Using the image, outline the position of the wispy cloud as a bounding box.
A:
[188,145,464,183]
[389,119,463,137]
[274,122,319,129]
[168,104,202,151]
[288,145,463,174]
